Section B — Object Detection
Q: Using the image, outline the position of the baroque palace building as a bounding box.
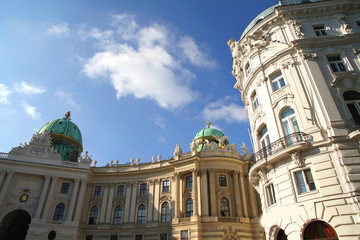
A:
[228,0,360,239]
[0,114,264,240]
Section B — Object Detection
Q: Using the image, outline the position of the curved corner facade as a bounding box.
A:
[229,0,360,239]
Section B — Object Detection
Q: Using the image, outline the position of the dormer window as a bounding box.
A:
[313,25,327,36]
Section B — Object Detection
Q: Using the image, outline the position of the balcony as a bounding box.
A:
[345,119,360,139]
[251,132,312,164]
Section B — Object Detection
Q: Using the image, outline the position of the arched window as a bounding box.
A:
[137,204,146,224]
[276,229,288,240]
[304,221,338,240]
[161,202,170,222]
[219,197,230,217]
[281,108,299,135]
[88,206,99,224]
[344,91,360,125]
[185,198,193,217]
[113,205,122,224]
[53,203,65,221]
[258,125,271,150]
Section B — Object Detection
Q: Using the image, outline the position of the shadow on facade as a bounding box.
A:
[0,209,31,240]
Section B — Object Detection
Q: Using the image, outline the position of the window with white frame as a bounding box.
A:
[327,55,347,72]
[113,205,122,224]
[117,185,125,197]
[137,204,146,224]
[265,184,276,206]
[161,202,170,222]
[185,198,193,217]
[88,206,99,224]
[60,182,70,194]
[185,175,192,189]
[270,71,286,91]
[53,202,65,221]
[259,126,271,150]
[218,175,227,187]
[313,25,327,36]
[162,180,170,192]
[251,91,259,111]
[281,108,299,135]
[93,185,102,197]
[181,230,189,240]
[344,91,360,125]
[139,183,147,195]
[219,197,230,217]
[295,169,316,194]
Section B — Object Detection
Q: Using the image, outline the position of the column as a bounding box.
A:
[99,184,109,223]
[240,171,249,217]
[35,175,51,219]
[200,170,209,217]
[147,180,154,222]
[179,175,183,217]
[105,184,115,223]
[208,169,216,216]
[129,182,137,223]
[250,183,259,217]
[73,179,87,223]
[124,183,132,223]
[233,171,243,217]
[41,176,58,220]
[172,173,180,219]
[0,171,6,188]
[192,169,199,216]
[0,171,14,205]
[66,179,80,221]
[153,179,160,221]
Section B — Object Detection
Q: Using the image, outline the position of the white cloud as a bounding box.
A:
[82,14,216,110]
[14,81,46,94]
[0,84,12,104]
[152,114,166,128]
[158,137,166,142]
[202,96,248,124]
[179,36,216,68]
[56,91,81,110]
[22,101,41,119]
[47,22,70,36]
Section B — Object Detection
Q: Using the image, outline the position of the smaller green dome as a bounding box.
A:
[38,111,83,161]
[194,121,224,140]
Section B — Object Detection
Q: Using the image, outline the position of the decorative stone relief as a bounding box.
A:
[338,15,354,34]
[9,131,61,160]
[190,141,199,151]
[291,20,306,39]
[78,151,92,164]
[302,50,317,60]
[290,151,302,166]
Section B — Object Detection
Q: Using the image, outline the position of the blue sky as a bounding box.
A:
[0,0,278,166]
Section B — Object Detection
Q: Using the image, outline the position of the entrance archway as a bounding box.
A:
[304,221,338,240]
[0,209,31,240]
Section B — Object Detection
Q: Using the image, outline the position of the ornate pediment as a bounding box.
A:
[9,131,61,160]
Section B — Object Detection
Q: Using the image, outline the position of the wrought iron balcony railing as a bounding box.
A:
[251,132,312,163]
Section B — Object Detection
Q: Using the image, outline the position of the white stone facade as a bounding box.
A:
[229,0,360,239]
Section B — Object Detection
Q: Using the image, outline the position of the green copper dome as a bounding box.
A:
[38,111,83,161]
[193,121,227,152]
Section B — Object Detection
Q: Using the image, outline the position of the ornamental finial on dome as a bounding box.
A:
[206,121,211,128]
[65,111,71,120]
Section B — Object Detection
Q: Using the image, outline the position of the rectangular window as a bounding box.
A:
[111,236,118,240]
[327,55,347,72]
[181,230,189,240]
[270,71,286,91]
[135,235,143,240]
[295,169,316,194]
[265,184,276,206]
[218,175,227,187]
[60,182,70,194]
[160,233,168,240]
[251,91,259,110]
[94,186,102,197]
[313,25,327,36]
[117,185,125,197]
[185,176,192,189]
[162,180,170,192]
[139,183,147,195]
[357,21,360,28]
[85,236,93,240]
